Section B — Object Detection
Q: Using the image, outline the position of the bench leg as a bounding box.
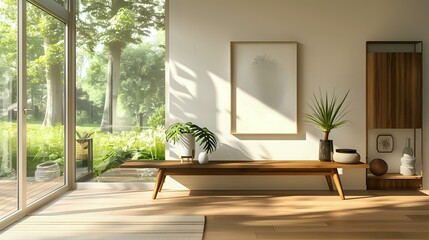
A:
[325,175,334,192]
[152,168,165,200]
[331,168,345,200]
[158,174,167,192]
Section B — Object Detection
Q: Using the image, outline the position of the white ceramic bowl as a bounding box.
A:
[333,152,361,164]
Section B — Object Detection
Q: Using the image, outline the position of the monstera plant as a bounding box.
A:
[166,122,218,163]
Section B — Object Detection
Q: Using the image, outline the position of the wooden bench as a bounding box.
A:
[120,160,369,200]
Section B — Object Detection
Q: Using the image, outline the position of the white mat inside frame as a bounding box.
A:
[0,215,205,240]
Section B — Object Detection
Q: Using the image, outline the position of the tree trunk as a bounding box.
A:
[42,38,63,126]
[100,45,122,132]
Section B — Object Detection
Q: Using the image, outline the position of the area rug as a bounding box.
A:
[0,215,205,240]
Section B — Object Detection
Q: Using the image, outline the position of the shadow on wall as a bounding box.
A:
[167,45,345,189]
[168,55,311,153]
[168,59,219,159]
[205,143,252,160]
[168,59,255,159]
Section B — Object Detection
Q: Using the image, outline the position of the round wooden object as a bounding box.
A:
[369,158,388,176]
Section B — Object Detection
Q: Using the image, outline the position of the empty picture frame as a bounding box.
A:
[231,41,298,135]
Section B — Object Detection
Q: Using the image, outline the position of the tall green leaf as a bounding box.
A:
[304,89,350,140]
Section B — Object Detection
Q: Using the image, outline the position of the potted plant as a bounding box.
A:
[165,122,218,163]
[76,131,93,165]
[304,89,350,161]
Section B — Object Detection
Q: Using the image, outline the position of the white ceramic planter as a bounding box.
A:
[180,133,195,159]
[35,161,60,182]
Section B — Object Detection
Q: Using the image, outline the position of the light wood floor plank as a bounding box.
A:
[2,189,429,240]
[1,215,204,240]
[256,232,408,239]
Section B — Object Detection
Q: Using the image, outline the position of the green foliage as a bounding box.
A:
[0,2,67,127]
[0,123,65,177]
[76,131,93,139]
[0,1,18,117]
[29,124,65,163]
[78,0,165,51]
[77,51,107,108]
[0,122,165,178]
[0,0,17,65]
[165,122,193,144]
[305,89,350,140]
[147,105,165,129]
[102,8,136,46]
[0,121,17,177]
[119,38,165,127]
[75,51,106,125]
[91,127,165,175]
[76,5,165,128]
[165,122,218,154]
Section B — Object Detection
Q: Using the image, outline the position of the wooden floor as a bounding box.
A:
[2,189,429,239]
[1,215,205,239]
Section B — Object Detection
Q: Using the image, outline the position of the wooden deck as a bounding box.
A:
[0,178,64,219]
[90,168,156,182]
[1,168,157,218]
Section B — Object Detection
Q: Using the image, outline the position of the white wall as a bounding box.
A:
[166,0,429,190]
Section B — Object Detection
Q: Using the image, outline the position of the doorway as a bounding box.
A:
[0,0,73,229]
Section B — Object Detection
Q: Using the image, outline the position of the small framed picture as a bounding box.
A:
[377,135,394,153]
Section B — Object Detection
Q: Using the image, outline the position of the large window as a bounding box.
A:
[0,0,165,229]
[0,0,18,220]
[1,0,70,228]
[75,0,166,182]
[25,1,66,205]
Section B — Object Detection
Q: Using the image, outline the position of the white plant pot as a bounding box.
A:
[35,161,60,182]
[198,152,209,164]
[400,154,416,176]
[180,133,195,159]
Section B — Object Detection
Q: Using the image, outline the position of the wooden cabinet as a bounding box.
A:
[366,41,423,190]
[367,52,422,128]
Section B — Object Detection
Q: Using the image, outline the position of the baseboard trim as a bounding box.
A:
[76,182,155,190]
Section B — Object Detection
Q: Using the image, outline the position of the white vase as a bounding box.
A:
[180,133,195,159]
[400,154,416,176]
[198,152,209,164]
[402,138,414,156]
[400,138,416,176]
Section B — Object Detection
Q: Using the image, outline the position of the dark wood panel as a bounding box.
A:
[367,52,422,128]
[367,179,422,190]
[367,173,422,180]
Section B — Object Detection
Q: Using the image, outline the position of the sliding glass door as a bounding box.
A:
[25,2,66,206]
[0,0,18,220]
[0,0,73,229]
